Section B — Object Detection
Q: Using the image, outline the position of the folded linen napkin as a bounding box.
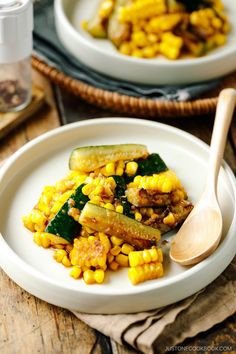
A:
[33,0,220,101]
[72,256,236,353]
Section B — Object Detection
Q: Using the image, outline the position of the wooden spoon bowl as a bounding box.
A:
[170,88,236,266]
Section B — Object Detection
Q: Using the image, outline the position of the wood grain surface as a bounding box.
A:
[0,73,236,354]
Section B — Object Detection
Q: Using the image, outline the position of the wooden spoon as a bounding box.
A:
[170,88,236,266]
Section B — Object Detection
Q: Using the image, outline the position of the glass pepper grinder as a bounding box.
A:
[0,0,33,112]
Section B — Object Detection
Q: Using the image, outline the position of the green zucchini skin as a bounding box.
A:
[79,203,161,248]
[69,144,148,172]
[136,153,167,176]
[45,184,89,243]
[112,175,134,218]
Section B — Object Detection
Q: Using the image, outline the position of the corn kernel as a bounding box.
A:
[125,161,138,176]
[94,269,105,284]
[131,48,143,58]
[119,42,132,55]
[116,161,125,176]
[82,184,94,195]
[163,212,176,226]
[70,266,82,279]
[109,261,119,271]
[110,245,121,256]
[115,205,124,214]
[90,196,102,205]
[107,254,114,264]
[116,254,129,267]
[121,243,134,255]
[33,232,42,246]
[54,249,67,263]
[211,17,222,29]
[66,244,73,253]
[105,162,116,176]
[104,203,115,210]
[135,212,142,222]
[142,46,156,58]
[62,255,72,267]
[40,234,51,248]
[83,270,95,284]
[111,236,123,246]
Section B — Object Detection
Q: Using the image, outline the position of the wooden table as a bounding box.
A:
[1,71,236,354]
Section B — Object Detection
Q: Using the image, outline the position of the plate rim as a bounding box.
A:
[0,117,236,298]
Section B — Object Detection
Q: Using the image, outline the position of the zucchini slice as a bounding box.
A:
[69,144,148,172]
[45,184,89,242]
[79,203,161,248]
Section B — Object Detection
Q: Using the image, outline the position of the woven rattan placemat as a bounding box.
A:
[32,55,236,118]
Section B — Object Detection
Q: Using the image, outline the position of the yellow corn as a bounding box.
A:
[115,205,124,214]
[130,170,181,193]
[99,232,111,253]
[129,247,163,267]
[105,162,116,176]
[116,160,125,176]
[134,212,142,222]
[119,0,167,23]
[104,202,115,210]
[70,236,108,268]
[70,266,82,279]
[119,42,132,55]
[163,212,176,226]
[94,269,105,284]
[111,235,123,246]
[33,232,51,248]
[107,254,114,264]
[121,243,134,255]
[116,254,129,267]
[83,270,95,284]
[83,269,105,284]
[109,261,119,271]
[62,255,72,267]
[131,31,148,47]
[128,261,164,285]
[142,45,157,58]
[54,249,67,263]
[147,13,183,33]
[159,32,183,60]
[110,245,121,256]
[125,161,138,176]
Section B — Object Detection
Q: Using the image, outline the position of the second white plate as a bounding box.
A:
[55,0,236,85]
[0,118,236,313]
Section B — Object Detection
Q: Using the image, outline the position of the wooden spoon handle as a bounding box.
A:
[206,88,236,193]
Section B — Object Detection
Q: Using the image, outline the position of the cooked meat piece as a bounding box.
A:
[142,200,193,234]
[126,187,186,207]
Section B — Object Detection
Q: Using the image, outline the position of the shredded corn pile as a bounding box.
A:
[83,0,230,59]
[23,148,193,285]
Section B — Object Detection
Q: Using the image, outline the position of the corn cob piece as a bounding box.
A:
[119,0,167,23]
[129,247,163,267]
[128,170,182,193]
[128,261,164,285]
[70,236,108,268]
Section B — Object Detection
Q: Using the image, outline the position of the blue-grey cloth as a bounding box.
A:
[33,0,220,101]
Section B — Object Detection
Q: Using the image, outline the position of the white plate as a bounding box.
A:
[0,118,236,314]
[55,0,236,85]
